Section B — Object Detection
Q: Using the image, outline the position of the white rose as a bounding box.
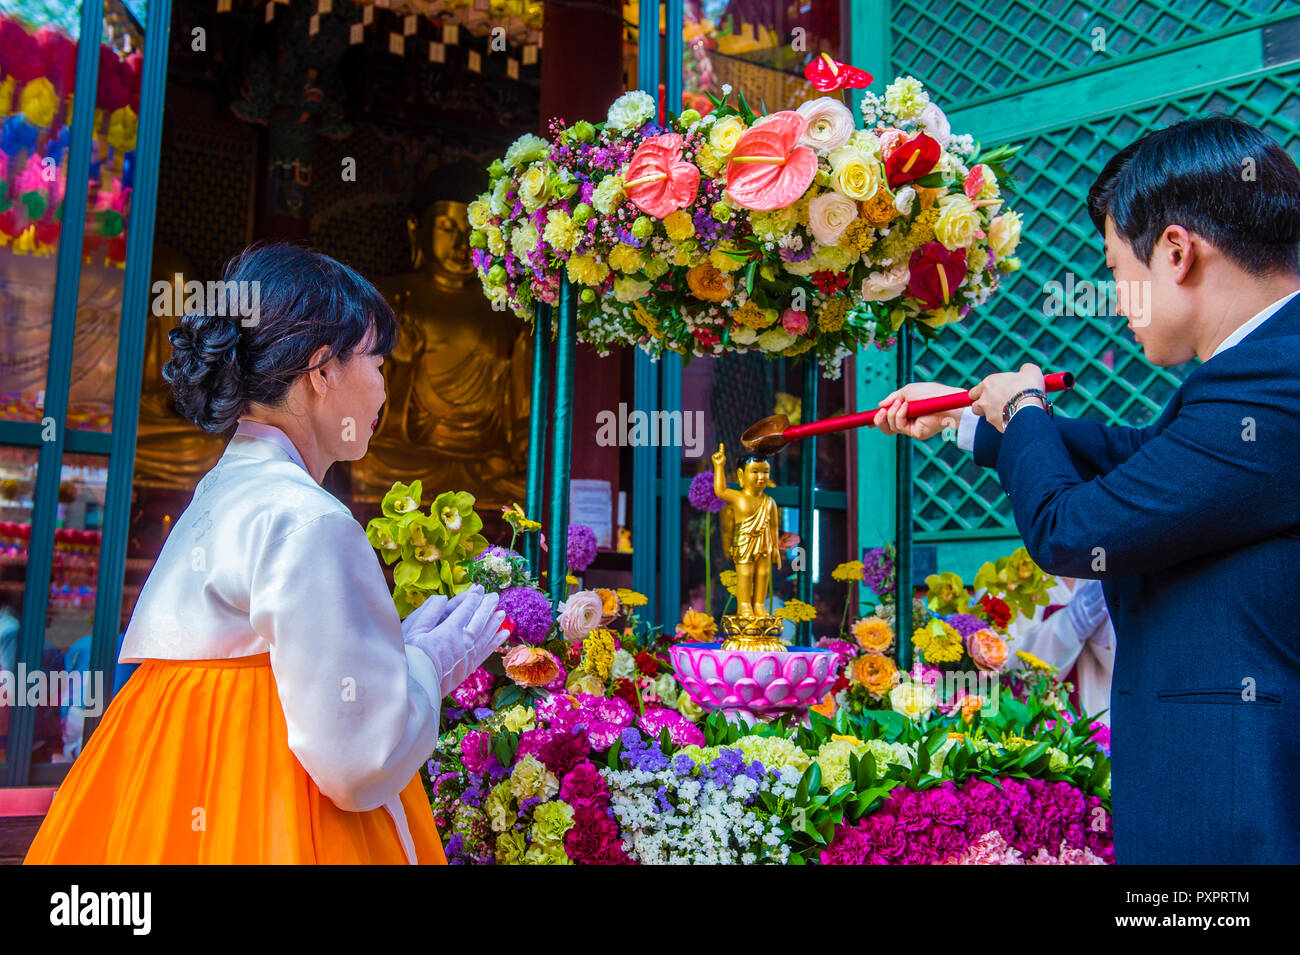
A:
[893,186,917,216]
[606,90,656,132]
[807,191,858,246]
[860,263,911,301]
[795,97,855,154]
[988,211,1023,257]
[611,648,637,680]
[916,102,951,147]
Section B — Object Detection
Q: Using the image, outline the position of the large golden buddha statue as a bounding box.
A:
[134,246,227,489]
[351,175,530,505]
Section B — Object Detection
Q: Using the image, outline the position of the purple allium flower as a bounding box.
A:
[687,471,724,513]
[477,545,522,563]
[497,585,554,645]
[862,545,896,597]
[567,523,599,572]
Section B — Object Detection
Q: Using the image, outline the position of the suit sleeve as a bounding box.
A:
[249,509,442,812]
[973,412,1152,479]
[993,363,1300,578]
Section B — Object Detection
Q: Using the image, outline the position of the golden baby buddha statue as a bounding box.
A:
[712,443,786,652]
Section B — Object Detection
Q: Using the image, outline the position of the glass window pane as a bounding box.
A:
[0,444,40,765]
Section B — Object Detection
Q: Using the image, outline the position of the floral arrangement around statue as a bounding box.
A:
[380,481,1114,865]
[469,56,1022,378]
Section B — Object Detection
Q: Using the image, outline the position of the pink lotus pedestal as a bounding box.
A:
[669,643,838,724]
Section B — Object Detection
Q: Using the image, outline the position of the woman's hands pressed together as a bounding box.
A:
[402,584,509,697]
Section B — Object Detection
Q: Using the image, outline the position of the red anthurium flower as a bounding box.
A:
[907,242,968,310]
[724,112,818,211]
[884,132,941,189]
[803,52,873,92]
[624,133,701,219]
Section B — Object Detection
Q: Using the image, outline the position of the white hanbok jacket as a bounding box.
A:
[120,420,445,863]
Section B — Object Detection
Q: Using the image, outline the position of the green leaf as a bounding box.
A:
[606,739,623,770]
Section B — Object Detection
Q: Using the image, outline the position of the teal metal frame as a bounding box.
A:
[4,0,173,785]
[522,305,551,573]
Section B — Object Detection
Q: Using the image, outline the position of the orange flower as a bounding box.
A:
[596,587,620,624]
[859,190,898,228]
[503,646,560,687]
[960,695,984,723]
[967,628,1008,672]
[851,653,898,696]
[677,608,717,642]
[852,617,894,653]
[809,693,837,718]
[686,261,733,303]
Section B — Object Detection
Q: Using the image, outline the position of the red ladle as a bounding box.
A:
[742,371,1076,454]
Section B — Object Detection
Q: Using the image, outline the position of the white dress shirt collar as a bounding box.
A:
[233,419,310,475]
[1209,289,1300,359]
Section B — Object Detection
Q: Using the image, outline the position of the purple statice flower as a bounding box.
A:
[780,245,815,263]
[615,228,645,248]
[567,524,599,572]
[862,545,896,597]
[671,753,696,776]
[704,748,747,790]
[471,248,490,271]
[687,471,724,513]
[945,613,987,638]
[692,207,721,244]
[618,727,670,772]
[497,585,554,645]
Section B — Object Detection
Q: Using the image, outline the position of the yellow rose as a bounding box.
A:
[889,680,936,720]
[486,226,506,256]
[934,194,979,250]
[467,199,493,229]
[677,693,706,722]
[828,146,881,201]
[988,211,1023,258]
[709,116,747,158]
[518,164,551,212]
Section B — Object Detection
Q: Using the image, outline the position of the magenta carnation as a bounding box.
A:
[459,730,495,774]
[451,667,496,709]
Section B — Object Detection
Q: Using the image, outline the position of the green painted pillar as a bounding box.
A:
[523,305,551,574]
[547,283,577,605]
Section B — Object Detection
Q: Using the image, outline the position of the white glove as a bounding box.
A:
[403,584,509,699]
[1066,579,1108,644]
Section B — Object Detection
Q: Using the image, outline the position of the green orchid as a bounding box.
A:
[381,480,423,520]
[973,547,1056,621]
[404,513,452,564]
[433,491,480,537]
[365,517,404,566]
[925,571,970,615]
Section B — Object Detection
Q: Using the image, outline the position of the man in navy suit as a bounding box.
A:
[874,115,1300,863]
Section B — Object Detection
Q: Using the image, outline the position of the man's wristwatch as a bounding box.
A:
[1002,388,1052,427]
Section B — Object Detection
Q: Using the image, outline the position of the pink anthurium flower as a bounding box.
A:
[724,111,818,211]
[803,53,873,92]
[624,133,700,219]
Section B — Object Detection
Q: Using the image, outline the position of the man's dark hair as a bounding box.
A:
[1087,114,1300,275]
[737,452,768,470]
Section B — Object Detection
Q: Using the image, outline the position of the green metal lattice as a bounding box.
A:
[890,0,1298,107]
[909,63,1300,537]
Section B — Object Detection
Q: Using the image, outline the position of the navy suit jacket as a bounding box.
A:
[972,294,1300,864]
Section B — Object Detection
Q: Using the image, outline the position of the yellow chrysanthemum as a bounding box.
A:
[565,574,579,586]
[709,243,748,274]
[775,599,816,623]
[616,588,648,607]
[583,628,616,681]
[913,620,964,664]
[784,337,816,357]
[832,560,864,582]
[730,301,775,330]
[719,570,738,595]
[836,218,876,254]
[1015,650,1057,673]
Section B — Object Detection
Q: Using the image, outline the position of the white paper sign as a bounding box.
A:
[569,480,613,550]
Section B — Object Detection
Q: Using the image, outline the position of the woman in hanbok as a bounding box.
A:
[25,244,507,864]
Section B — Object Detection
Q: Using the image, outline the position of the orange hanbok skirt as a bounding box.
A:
[23,653,446,864]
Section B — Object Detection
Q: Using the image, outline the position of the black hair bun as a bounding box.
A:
[161,311,245,433]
